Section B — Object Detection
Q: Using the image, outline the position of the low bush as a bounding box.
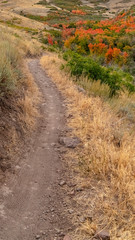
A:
[63,51,135,97]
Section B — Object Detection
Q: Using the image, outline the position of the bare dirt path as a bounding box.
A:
[0,59,71,240]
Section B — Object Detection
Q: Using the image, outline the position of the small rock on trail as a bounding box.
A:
[59,137,81,149]
[76,86,86,94]
[59,180,66,186]
[95,229,110,240]
[35,235,41,239]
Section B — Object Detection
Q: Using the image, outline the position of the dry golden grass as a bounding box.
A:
[0,1,46,31]
[0,27,41,124]
[0,27,41,170]
[18,62,40,129]
[77,77,110,98]
[41,53,135,240]
[3,62,40,169]
[0,24,42,57]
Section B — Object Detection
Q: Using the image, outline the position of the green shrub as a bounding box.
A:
[63,51,135,97]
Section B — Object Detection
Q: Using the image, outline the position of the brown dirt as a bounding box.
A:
[0,59,73,240]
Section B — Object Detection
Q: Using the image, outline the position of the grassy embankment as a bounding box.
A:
[0,26,41,176]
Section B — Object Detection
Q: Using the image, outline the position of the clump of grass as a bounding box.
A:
[41,53,135,239]
[0,25,42,55]
[0,35,22,96]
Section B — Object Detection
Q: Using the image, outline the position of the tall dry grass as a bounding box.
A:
[0,25,42,57]
[0,26,40,171]
[41,53,135,239]
[0,26,40,127]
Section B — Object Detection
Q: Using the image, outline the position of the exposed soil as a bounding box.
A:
[0,59,73,240]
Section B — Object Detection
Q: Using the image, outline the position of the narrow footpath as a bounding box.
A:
[0,59,71,240]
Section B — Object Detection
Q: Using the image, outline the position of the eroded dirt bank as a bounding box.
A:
[0,59,72,240]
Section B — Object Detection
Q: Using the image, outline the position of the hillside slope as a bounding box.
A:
[0,0,134,24]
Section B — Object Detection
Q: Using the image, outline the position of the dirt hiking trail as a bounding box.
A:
[0,59,72,240]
